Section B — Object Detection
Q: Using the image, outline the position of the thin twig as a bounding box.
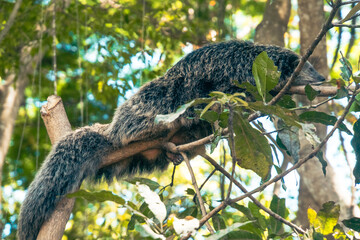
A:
[180,152,215,234]
[332,23,360,27]
[289,95,336,110]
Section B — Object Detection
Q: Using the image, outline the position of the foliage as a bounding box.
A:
[1,0,360,239]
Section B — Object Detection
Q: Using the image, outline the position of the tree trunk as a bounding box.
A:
[0,46,42,235]
[296,0,359,226]
[254,0,291,46]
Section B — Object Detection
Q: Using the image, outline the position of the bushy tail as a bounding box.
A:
[18,127,112,240]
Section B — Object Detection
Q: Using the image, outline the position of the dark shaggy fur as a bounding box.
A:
[18,40,324,240]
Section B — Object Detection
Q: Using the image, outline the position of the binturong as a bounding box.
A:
[18,40,325,240]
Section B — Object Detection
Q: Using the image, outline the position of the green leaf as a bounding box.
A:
[227,230,262,240]
[155,100,194,124]
[316,151,327,176]
[210,130,222,153]
[349,92,360,112]
[248,202,267,230]
[335,86,348,99]
[313,232,324,240]
[339,56,352,82]
[351,119,360,184]
[67,190,126,205]
[125,177,160,190]
[252,51,281,102]
[277,120,300,163]
[308,201,340,235]
[269,195,287,234]
[299,111,352,135]
[342,217,360,231]
[185,188,196,195]
[305,84,321,101]
[155,98,211,124]
[230,203,255,221]
[178,206,198,218]
[234,81,262,101]
[249,101,300,127]
[199,110,219,123]
[353,70,360,84]
[277,95,296,109]
[200,100,217,118]
[205,221,254,240]
[218,111,229,128]
[232,109,272,179]
[212,214,227,231]
[317,202,340,235]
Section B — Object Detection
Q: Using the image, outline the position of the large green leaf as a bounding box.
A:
[231,108,272,179]
[249,101,300,127]
[125,177,160,190]
[252,51,281,102]
[67,189,126,205]
[342,217,360,231]
[351,119,360,184]
[299,111,352,135]
[308,201,340,235]
[155,98,211,124]
[305,84,320,101]
[269,195,287,234]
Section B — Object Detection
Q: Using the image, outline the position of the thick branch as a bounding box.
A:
[37,96,74,240]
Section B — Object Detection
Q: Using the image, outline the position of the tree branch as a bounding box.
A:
[201,154,305,234]
[0,0,23,45]
[37,95,74,240]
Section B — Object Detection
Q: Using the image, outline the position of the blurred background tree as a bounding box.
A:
[0,0,359,239]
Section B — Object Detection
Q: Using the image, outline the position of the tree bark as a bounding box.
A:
[254,0,291,46]
[36,95,74,240]
[0,45,41,210]
[296,0,359,226]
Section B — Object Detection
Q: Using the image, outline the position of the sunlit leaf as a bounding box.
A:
[249,101,300,127]
[155,98,211,124]
[252,51,281,102]
[308,202,340,235]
